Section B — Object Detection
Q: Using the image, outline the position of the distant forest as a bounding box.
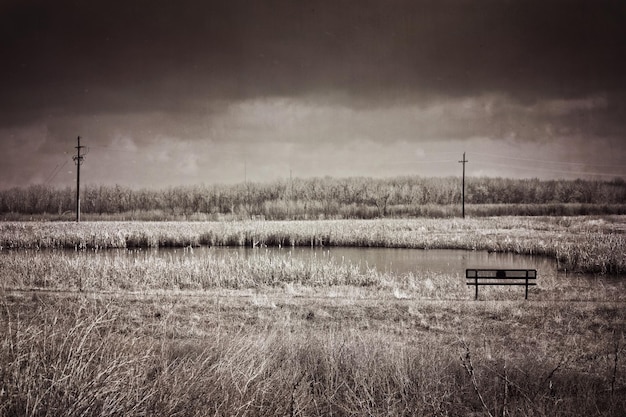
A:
[1,176,625,220]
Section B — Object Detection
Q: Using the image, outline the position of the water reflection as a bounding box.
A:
[108,246,558,277]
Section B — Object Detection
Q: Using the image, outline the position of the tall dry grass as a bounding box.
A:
[2,249,624,302]
[1,292,625,417]
[0,250,376,292]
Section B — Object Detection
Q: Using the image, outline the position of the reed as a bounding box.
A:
[2,248,625,308]
[1,216,624,274]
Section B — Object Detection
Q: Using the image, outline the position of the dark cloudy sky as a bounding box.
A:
[1,0,625,189]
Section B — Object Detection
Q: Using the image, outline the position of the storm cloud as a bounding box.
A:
[1,0,625,187]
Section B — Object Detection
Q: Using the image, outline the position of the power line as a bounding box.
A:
[477,160,624,178]
[90,144,245,157]
[393,159,457,165]
[44,160,68,185]
[471,151,626,168]
[89,144,137,153]
[43,163,60,184]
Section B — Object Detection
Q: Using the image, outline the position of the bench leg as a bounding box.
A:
[475,278,478,300]
[525,279,529,300]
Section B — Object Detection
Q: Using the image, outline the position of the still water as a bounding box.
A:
[105,246,558,277]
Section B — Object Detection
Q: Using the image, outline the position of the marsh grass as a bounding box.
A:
[2,249,624,302]
[0,250,377,292]
[1,216,625,274]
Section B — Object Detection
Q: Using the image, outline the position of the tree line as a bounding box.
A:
[1,176,625,219]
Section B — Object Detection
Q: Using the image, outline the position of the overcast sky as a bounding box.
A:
[1,0,625,189]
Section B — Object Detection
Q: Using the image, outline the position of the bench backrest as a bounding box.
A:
[466,269,537,280]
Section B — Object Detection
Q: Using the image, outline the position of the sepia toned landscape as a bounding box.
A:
[2,0,626,416]
[1,208,625,416]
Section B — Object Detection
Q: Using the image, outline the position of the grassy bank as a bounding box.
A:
[1,216,624,274]
[1,289,625,417]
[1,249,625,302]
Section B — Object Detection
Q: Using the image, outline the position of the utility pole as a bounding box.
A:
[288,168,293,220]
[72,136,85,222]
[459,152,468,218]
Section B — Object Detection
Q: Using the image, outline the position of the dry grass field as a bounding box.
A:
[1,216,625,416]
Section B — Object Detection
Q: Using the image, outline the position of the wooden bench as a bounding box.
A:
[466,269,537,300]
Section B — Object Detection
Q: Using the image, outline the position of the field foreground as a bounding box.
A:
[1,216,625,416]
[1,287,625,417]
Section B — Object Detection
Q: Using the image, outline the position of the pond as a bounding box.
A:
[94,246,559,277]
[7,245,625,299]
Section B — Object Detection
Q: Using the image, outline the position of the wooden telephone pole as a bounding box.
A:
[459,152,468,218]
[72,136,85,222]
